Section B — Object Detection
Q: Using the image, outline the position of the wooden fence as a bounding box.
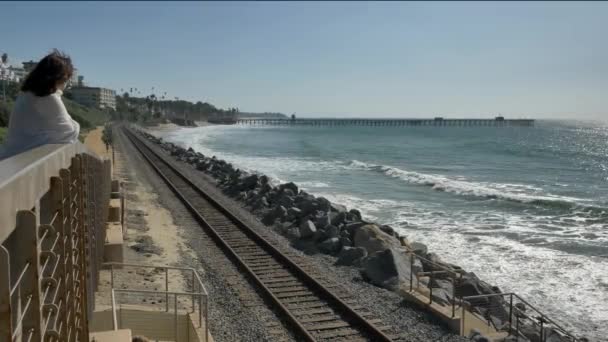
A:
[0,143,111,341]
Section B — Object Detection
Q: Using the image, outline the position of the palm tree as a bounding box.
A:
[1,53,8,102]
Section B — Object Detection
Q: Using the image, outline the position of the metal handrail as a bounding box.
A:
[104,262,209,341]
[461,292,578,341]
[406,251,464,317]
[510,293,577,339]
[111,289,118,330]
[102,262,208,295]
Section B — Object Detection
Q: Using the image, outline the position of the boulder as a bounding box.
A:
[287,207,302,218]
[277,194,295,209]
[282,188,296,197]
[335,247,367,266]
[344,222,367,236]
[286,227,301,240]
[262,206,287,225]
[519,323,541,342]
[331,212,348,226]
[379,225,399,238]
[297,196,318,215]
[433,279,454,296]
[312,229,327,242]
[239,174,259,191]
[280,182,298,195]
[299,220,317,238]
[349,209,362,220]
[259,183,273,194]
[246,190,260,203]
[409,242,428,256]
[236,192,247,201]
[330,202,347,213]
[430,287,451,306]
[325,225,340,238]
[340,237,352,247]
[456,277,484,298]
[354,224,399,255]
[399,236,411,248]
[544,328,574,342]
[252,197,269,210]
[314,213,331,228]
[318,237,341,254]
[316,197,331,211]
[361,248,415,291]
[279,221,293,233]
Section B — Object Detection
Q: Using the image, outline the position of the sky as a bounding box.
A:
[1,1,607,119]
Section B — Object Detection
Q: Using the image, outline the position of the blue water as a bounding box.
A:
[157,120,608,338]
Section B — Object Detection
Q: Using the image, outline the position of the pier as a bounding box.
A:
[236,117,534,127]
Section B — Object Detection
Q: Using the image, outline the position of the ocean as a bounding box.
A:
[157,120,608,339]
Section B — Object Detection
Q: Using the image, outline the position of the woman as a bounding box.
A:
[0,50,80,160]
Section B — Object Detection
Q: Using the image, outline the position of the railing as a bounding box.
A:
[406,251,465,318]
[404,251,579,341]
[0,143,111,341]
[461,293,579,342]
[104,263,209,342]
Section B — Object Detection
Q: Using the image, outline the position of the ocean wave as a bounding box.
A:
[298,181,330,188]
[347,160,602,212]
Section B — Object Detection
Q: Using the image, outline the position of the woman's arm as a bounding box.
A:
[40,93,80,143]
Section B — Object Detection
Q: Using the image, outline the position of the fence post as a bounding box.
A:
[71,156,87,342]
[59,168,76,340]
[461,301,466,336]
[48,176,66,334]
[515,312,521,339]
[75,155,91,341]
[165,268,169,312]
[15,210,43,341]
[409,253,414,291]
[451,273,456,318]
[191,271,195,313]
[508,294,513,336]
[174,293,178,342]
[539,317,545,342]
[0,246,11,341]
[429,271,434,305]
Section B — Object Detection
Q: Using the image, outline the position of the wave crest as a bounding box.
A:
[348,160,597,211]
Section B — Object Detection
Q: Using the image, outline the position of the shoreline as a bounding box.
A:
[139,123,590,342]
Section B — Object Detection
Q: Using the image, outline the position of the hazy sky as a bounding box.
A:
[1,1,607,119]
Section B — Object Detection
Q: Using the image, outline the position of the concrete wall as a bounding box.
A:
[90,309,205,342]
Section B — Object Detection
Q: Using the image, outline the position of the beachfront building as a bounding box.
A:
[9,65,27,82]
[22,60,37,72]
[70,86,117,110]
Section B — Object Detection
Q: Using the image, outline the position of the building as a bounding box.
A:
[22,60,37,72]
[68,68,79,88]
[9,65,27,82]
[70,86,117,110]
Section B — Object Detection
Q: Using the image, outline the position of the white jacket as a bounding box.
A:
[0,90,80,160]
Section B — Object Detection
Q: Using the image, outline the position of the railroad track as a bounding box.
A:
[123,127,400,342]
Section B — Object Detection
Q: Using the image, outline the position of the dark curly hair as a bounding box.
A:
[21,49,74,97]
